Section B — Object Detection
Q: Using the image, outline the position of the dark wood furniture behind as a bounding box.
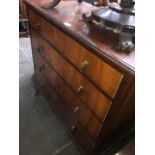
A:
[19,0,29,37]
[25,0,135,155]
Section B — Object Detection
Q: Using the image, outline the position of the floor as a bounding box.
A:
[19,37,134,155]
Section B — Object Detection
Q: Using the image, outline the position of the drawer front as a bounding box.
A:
[78,104,102,141]
[28,8,123,98]
[33,47,102,141]
[70,121,94,155]
[31,29,111,122]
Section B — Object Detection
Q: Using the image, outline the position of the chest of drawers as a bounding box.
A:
[25,1,135,154]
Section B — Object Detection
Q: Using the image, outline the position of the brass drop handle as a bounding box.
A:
[71,125,76,131]
[38,45,44,53]
[34,23,40,32]
[80,60,89,73]
[76,85,83,97]
[74,106,79,113]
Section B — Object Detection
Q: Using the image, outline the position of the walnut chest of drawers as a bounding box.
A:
[25,1,135,154]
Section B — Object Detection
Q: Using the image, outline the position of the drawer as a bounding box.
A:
[78,104,102,141]
[31,30,111,122]
[70,121,94,155]
[34,49,102,140]
[28,9,123,98]
[28,9,61,50]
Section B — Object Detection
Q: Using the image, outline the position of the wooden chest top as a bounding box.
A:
[25,0,135,73]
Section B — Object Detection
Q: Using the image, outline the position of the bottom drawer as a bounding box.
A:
[70,121,95,154]
[35,69,94,154]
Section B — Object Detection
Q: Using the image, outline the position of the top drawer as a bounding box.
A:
[28,8,123,98]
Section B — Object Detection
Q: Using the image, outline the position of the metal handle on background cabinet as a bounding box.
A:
[34,23,40,32]
[38,45,44,53]
[74,106,79,113]
[76,85,83,97]
[80,60,89,73]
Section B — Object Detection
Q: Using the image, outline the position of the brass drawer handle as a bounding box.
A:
[76,85,83,97]
[80,60,89,73]
[74,106,79,113]
[34,23,40,32]
[71,125,76,131]
[38,45,44,53]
